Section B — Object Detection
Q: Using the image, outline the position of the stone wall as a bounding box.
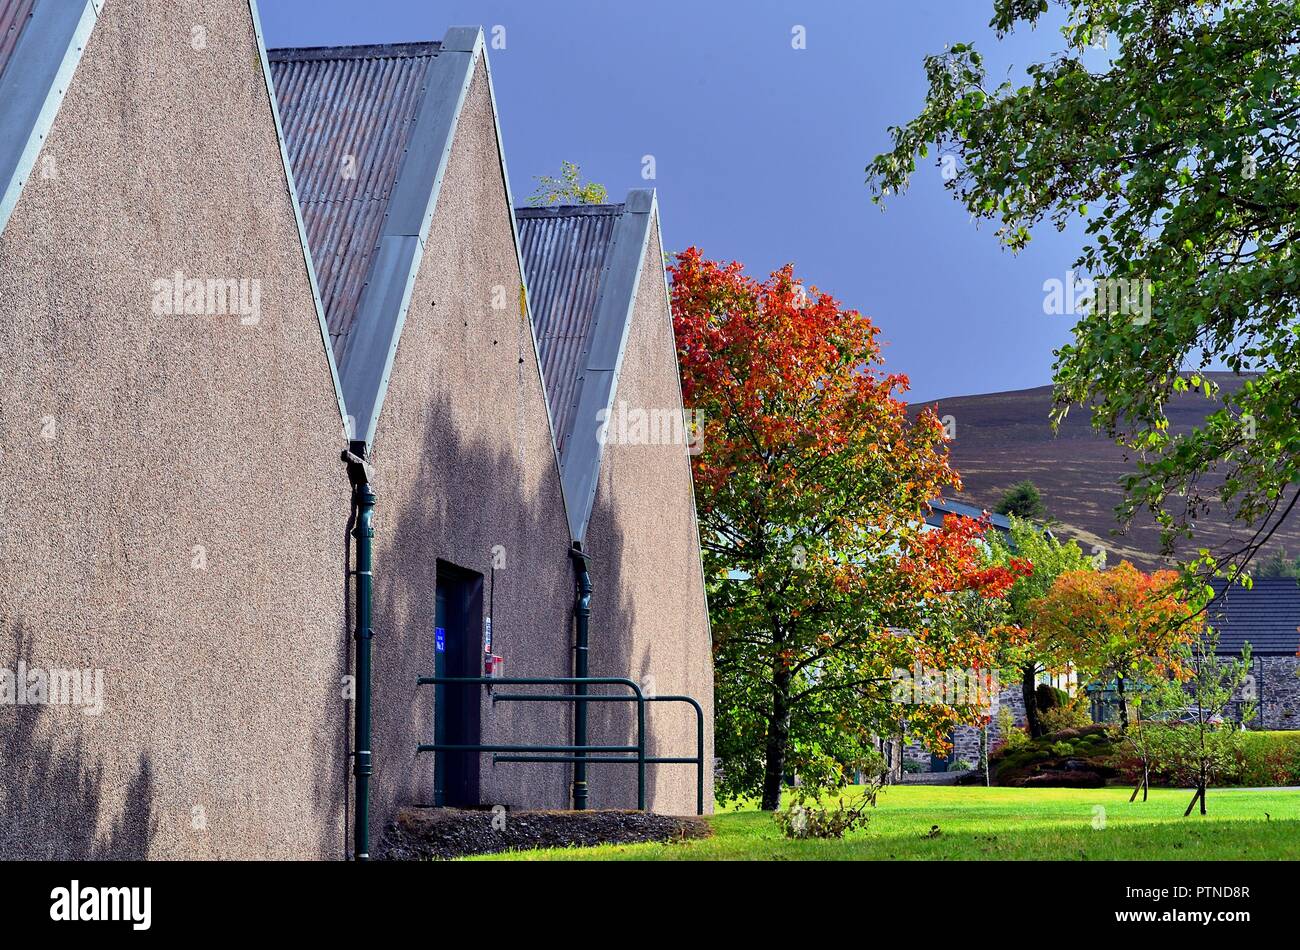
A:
[1244,656,1300,730]
[899,681,1028,773]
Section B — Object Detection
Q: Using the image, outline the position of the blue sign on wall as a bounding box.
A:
[435,626,446,653]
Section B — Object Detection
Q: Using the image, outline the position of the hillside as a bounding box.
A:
[917,372,1300,569]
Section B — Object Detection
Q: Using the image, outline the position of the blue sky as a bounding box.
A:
[257,0,1087,403]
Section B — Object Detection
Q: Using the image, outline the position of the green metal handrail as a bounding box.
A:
[414,675,706,814]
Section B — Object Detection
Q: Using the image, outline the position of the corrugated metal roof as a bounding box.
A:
[268,42,439,361]
[0,0,36,82]
[1209,578,1300,656]
[515,203,623,456]
[517,192,659,542]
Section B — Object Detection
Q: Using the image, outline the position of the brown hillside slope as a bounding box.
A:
[918,372,1300,570]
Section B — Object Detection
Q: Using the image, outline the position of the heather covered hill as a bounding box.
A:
[917,373,1300,570]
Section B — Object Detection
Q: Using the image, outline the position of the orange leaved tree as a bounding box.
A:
[1030,562,1199,732]
[670,247,1029,809]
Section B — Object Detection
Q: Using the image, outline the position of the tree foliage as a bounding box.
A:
[1030,562,1201,729]
[670,248,1029,809]
[986,516,1095,735]
[528,160,608,205]
[995,479,1047,520]
[868,0,1300,579]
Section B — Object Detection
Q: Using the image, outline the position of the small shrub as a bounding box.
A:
[1039,695,1092,734]
[948,759,975,772]
[775,784,879,840]
[1036,683,1067,711]
[902,759,926,774]
[995,707,1030,752]
[1049,740,1073,757]
[1226,731,1300,786]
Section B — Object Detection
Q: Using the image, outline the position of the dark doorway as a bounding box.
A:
[930,734,953,773]
[433,561,483,807]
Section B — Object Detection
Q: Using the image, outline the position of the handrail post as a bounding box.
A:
[695,702,704,815]
[636,692,646,810]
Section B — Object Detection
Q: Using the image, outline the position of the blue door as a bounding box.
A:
[433,562,483,807]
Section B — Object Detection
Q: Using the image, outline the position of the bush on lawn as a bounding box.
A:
[776,784,879,839]
[1111,727,1300,788]
[988,724,1119,787]
[1227,731,1300,786]
[994,707,1030,753]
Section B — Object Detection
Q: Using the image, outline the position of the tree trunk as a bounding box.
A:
[1021,665,1042,738]
[1116,674,1129,732]
[761,668,792,811]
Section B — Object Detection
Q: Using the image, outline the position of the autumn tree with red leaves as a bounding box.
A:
[670,248,1028,809]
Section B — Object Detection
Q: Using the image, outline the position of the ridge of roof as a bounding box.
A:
[516,202,627,219]
[266,41,441,62]
[320,26,484,447]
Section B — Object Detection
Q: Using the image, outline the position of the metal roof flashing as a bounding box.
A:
[335,25,484,449]
[0,0,101,238]
[516,190,658,544]
[248,0,349,437]
[265,23,487,449]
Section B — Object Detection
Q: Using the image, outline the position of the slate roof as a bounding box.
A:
[268,42,441,365]
[516,191,660,543]
[1208,578,1300,657]
[926,498,1012,534]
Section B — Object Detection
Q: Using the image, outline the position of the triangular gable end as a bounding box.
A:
[0,0,100,238]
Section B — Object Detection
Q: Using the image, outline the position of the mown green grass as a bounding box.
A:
[470,785,1300,861]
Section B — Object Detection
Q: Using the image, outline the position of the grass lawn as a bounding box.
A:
[471,785,1300,861]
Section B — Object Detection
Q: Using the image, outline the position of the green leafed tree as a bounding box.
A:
[1145,631,1254,816]
[986,515,1094,736]
[528,160,608,206]
[868,0,1300,580]
[995,479,1047,520]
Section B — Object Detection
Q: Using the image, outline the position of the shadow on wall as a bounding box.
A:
[367,384,579,821]
[582,486,658,811]
[0,622,156,859]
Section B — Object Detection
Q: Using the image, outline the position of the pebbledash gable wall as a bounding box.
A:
[580,217,714,815]
[0,0,351,858]
[359,58,576,834]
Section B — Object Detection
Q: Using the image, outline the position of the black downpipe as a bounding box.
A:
[345,444,375,860]
[569,544,592,810]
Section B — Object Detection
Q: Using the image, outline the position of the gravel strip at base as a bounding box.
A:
[377,807,712,860]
